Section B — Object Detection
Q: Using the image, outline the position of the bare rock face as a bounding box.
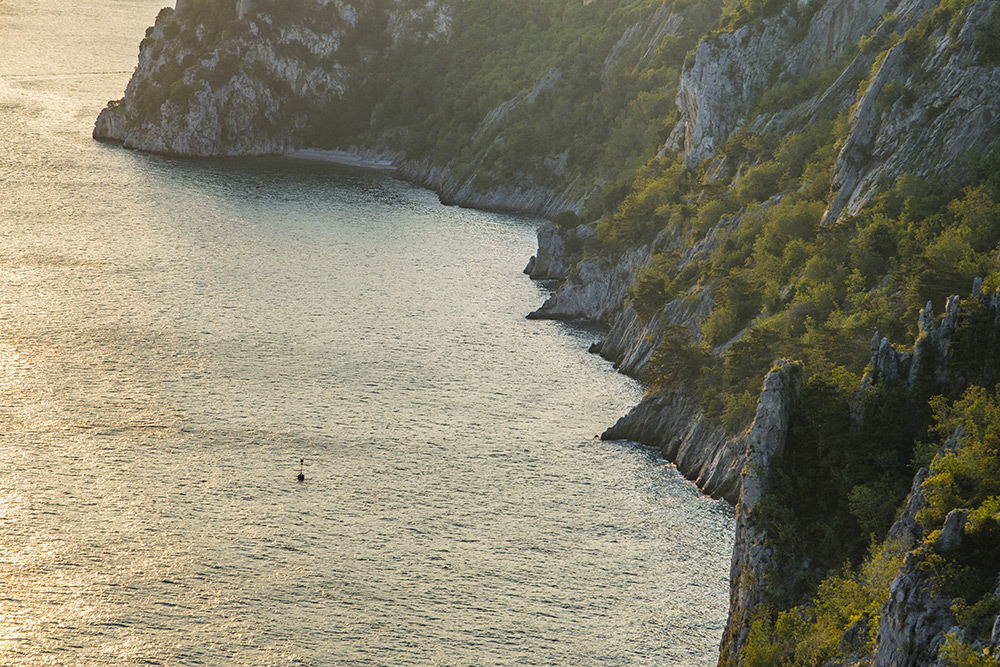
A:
[523,221,595,281]
[937,509,968,553]
[394,157,577,219]
[476,68,563,140]
[675,0,1000,225]
[595,287,714,376]
[603,390,742,502]
[677,0,895,166]
[871,465,965,667]
[885,467,928,547]
[866,283,989,394]
[828,1,1000,221]
[719,360,803,666]
[873,550,958,666]
[527,243,654,322]
[534,208,731,497]
[235,0,259,21]
[603,4,683,79]
[94,0,453,157]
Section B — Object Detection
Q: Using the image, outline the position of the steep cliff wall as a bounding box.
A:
[718,361,802,664]
[872,497,960,666]
[93,0,575,214]
[829,0,1000,221]
[95,0,447,156]
[676,0,896,166]
[711,288,1000,666]
[864,291,1000,667]
[603,389,740,502]
[674,0,1000,222]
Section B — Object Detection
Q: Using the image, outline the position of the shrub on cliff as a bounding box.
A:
[552,210,581,229]
[974,2,1000,64]
[643,325,718,392]
[749,364,1000,665]
[742,537,907,666]
[939,634,1000,666]
[919,387,1000,530]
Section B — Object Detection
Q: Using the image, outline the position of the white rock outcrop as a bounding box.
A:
[719,361,803,664]
[677,0,895,166]
[95,0,454,157]
[828,0,1000,221]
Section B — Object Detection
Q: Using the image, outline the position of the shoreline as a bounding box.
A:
[286,148,397,172]
[287,146,575,219]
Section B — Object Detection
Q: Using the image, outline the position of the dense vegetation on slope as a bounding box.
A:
[574,0,1000,663]
[308,0,724,203]
[522,0,1000,662]
[608,12,1000,431]
[742,374,1000,666]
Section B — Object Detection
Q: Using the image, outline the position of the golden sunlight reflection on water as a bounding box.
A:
[0,1,735,664]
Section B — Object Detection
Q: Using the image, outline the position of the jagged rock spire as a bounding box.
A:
[719,361,803,665]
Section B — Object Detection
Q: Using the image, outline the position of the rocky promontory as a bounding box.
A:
[96,0,718,218]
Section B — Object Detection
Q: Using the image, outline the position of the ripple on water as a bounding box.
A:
[0,2,735,665]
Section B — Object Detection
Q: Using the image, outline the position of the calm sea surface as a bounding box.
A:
[0,2,734,664]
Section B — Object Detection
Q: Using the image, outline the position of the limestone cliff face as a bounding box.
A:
[830,1,1000,222]
[522,220,595,282]
[851,292,1000,665]
[854,431,974,667]
[867,294,963,389]
[95,0,577,216]
[867,280,1000,392]
[527,245,653,322]
[872,487,959,667]
[830,0,1000,221]
[95,0,451,157]
[521,2,1000,659]
[603,390,741,502]
[708,286,1000,665]
[717,361,803,665]
[673,0,1000,221]
[676,0,895,166]
[392,155,579,219]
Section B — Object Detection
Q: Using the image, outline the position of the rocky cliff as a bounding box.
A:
[95,0,428,155]
[718,360,802,664]
[528,0,1000,498]
[520,2,1000,663]
[93,0,577,215]
[96,0,717,218]
[829,0,1000,222]
[866,288,1000,667]
[871,475,959,667]
[603,389,741,501]
[710,286,1000,666]
[672,0,1000,222]
[675,0,896,166]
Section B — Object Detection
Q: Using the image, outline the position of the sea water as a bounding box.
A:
[0,2,734,664]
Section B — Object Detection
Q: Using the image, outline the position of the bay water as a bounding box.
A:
[0,2,734,664]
